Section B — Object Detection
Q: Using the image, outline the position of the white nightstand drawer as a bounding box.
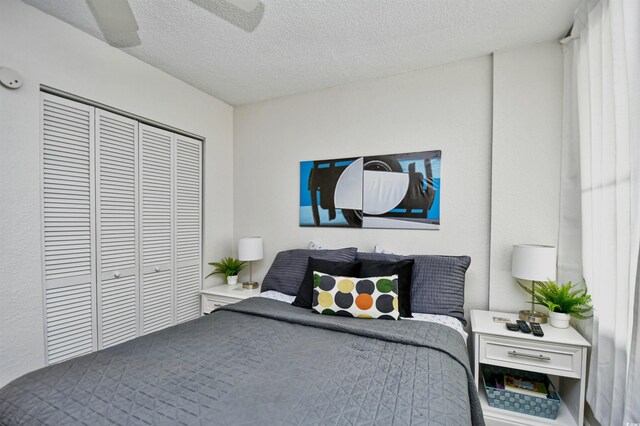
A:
[479,335,583,379]
[202,294,238,312]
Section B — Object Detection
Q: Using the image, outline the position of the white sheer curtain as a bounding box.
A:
[558,0,640,424]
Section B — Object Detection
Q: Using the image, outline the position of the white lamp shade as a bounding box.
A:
[511,244,557,281]
[238,237,263,261]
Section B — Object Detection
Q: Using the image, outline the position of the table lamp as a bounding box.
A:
[511,244,557,324]
[238,237,263,289]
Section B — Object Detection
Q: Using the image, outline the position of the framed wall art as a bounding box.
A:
[300,150,441,230]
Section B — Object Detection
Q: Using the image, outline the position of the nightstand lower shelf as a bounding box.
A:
[478,379,577,426]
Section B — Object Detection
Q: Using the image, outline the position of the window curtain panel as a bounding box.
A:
[558,0,640,424]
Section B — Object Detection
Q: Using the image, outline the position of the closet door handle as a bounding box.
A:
[113,271,121,278]
[154,266,161,272]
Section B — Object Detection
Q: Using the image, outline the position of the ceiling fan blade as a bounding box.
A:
[188,0,264,33]
[101,31,141,48]
[86,0,141,47]
[226,0,260,13]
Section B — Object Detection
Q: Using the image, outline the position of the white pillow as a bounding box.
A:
[308,241,324,250]
[258,290,296,304]
[373,244,395,254]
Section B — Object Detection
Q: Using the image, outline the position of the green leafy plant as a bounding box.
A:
[206,257,246,279]
[517,280,593,319]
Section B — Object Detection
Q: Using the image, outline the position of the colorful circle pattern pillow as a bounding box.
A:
[312,272,400,320]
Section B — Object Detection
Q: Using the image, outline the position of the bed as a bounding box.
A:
[0,249,484,426]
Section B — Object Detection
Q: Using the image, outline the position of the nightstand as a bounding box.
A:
[201,284,261,314]
[470,310,590,426]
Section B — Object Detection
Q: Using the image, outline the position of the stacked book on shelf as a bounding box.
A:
[492,373,556,398]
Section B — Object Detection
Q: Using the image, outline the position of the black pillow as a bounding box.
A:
[292,258,360,308]
[358,259,414,318]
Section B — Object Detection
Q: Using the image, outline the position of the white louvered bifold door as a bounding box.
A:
[139,124,175,334]
[175,135,202,323]
[41,93,97,364]
[95,110,139,349]
[41,94,203,362]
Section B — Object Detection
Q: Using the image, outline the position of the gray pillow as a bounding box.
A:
[355,252,471,325]
[262,248,358,296]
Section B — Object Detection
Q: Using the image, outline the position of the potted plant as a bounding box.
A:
[518,280,593,328]
[206,257,246,285]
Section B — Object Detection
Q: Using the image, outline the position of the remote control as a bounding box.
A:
[530,322,544,337]
[506,323,520,331]
[516,320,531,333]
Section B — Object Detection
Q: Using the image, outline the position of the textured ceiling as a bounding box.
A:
[20,0,577,105]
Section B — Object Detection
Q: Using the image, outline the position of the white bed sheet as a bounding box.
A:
[258,290,468,341]
[259,290,296,304]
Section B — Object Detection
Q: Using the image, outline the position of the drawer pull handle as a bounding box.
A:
[508,350,551,361]
[213,303,222,307]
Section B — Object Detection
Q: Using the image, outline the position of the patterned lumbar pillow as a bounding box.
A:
[312,272,400,320]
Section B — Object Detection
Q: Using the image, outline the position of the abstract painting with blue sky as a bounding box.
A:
[300,150,441,229]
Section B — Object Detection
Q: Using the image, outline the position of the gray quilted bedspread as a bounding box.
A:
[0,298,484,426]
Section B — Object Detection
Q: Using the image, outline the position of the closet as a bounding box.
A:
[41,93,202,364]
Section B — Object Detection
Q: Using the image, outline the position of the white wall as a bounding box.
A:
[0,0,233,387]
[234,56,494,317]
[233,42,564,324]
[489,43,563,312]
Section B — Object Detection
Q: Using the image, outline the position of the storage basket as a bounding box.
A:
[481,365,561,420]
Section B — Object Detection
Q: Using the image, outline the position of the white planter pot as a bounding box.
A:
[549,311,570,328]
[226,275,238,285]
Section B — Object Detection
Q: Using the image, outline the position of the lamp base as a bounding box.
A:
[519,310,548,324]
[242,281,259,289]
